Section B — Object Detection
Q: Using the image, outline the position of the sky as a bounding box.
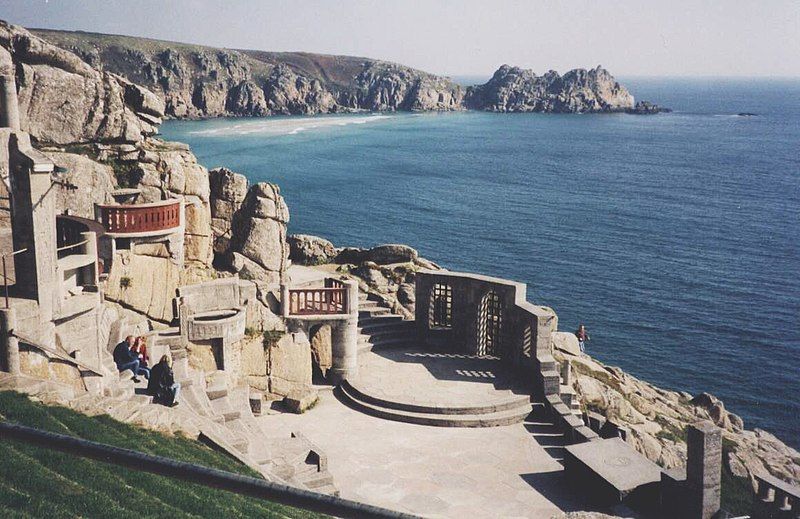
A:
[1,0,798,77]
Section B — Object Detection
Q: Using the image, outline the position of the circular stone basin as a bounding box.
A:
[187,308,246,342]
[192,309,238,322]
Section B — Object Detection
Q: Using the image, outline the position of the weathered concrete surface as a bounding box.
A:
[258,390,577,518]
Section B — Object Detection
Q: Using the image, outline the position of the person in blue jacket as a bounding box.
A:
[113,335,150,382]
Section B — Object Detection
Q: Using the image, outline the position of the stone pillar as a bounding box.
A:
[280,284,290,318]
[177,296,190,348]
[686,421,722,519]
[9,134,57,321]
[560,360,571,385]
[0,75,20,131]
[81,231,99,286]
[345,279,359,315]
[330,316,358,384]
[0,307,20,374]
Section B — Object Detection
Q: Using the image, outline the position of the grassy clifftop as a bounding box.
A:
[0,391,323,518]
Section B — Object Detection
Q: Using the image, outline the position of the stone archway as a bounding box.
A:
[477,291,503,357]
[309,323,332,384]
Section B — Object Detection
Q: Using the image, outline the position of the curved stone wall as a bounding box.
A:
[415,269,599,444]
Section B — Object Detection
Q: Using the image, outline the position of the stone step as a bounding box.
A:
[206,382,228,400]
[357,320,413,335]
[338,383,532,428]
[296,469,334,489]
[343,380,531,416]
[357,307,390,317]
[356,314,404,327]
[314,483,339,496]
[210,396,241,422]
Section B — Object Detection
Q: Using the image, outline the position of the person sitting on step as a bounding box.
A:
[147,354,180,407]
[132,336,149,369]
[113,335,150,382]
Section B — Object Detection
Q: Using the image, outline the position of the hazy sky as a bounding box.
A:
[2,0,798,77]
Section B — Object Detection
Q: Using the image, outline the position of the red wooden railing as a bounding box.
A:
[288,287,347,315]
[98,200,181,234]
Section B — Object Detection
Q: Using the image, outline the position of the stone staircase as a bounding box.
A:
[0,342,339,496]
[357,293,416,353]
[526,402,568,464]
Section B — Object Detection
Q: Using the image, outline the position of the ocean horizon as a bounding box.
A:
[162,77,800,448]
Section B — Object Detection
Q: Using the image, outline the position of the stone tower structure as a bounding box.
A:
[687,421,722,519]
[0,56,59,321]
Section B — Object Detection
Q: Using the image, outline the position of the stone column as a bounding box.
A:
[0,75,20,131]
[560,360,571,385]
[0,307,20,374]
[686,420,722,519]
[81,231,99,286]
[177,296,190,348]
[280,284,290,318]
[330,316,358,384]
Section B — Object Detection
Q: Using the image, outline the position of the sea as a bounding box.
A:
[161,78,800,448]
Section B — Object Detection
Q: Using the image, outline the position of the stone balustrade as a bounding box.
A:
[754,472,800,519]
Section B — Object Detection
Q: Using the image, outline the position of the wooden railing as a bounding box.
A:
[288,287,347,316]
[98,199,181,234]
[755,473,799,517]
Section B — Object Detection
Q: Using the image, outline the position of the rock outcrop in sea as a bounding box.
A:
[465,64,635,113]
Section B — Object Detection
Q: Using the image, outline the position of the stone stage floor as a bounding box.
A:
[351,348,530,408]
[258,349,590,518]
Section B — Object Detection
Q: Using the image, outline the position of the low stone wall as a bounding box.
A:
[415,269,604,446]
[414,270,556,374]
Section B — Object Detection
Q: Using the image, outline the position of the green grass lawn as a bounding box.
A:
[0,391,327,518]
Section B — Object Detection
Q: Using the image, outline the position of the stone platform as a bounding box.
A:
[339,349,533,427]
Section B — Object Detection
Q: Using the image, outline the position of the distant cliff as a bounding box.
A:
[30,28,463,118]
[465,64,634,113]
[31,28,639,118]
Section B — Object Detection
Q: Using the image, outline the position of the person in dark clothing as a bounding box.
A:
[148,355,180,407]
[113,335,150,382]
[575,324,590,353]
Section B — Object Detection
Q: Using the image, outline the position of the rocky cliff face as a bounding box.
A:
[0,22,160,144]
[31,28,463,118]
[26,27,647,117]
[552,336,800,492]
[466,64,634,113]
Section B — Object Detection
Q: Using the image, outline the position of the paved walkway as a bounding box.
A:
[257,348,590,517]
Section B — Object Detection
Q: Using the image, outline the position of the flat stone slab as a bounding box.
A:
[565,437,662,494]
[257,391,577,517]
[353,348,529,409]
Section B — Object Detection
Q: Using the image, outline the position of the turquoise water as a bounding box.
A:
[162,78,800,447]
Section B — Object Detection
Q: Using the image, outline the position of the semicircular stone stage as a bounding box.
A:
[339,348,533,427]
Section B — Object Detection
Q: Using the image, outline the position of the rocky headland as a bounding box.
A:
[464,64,634,113]
[0,17,792,507]
[28,25,661,118]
